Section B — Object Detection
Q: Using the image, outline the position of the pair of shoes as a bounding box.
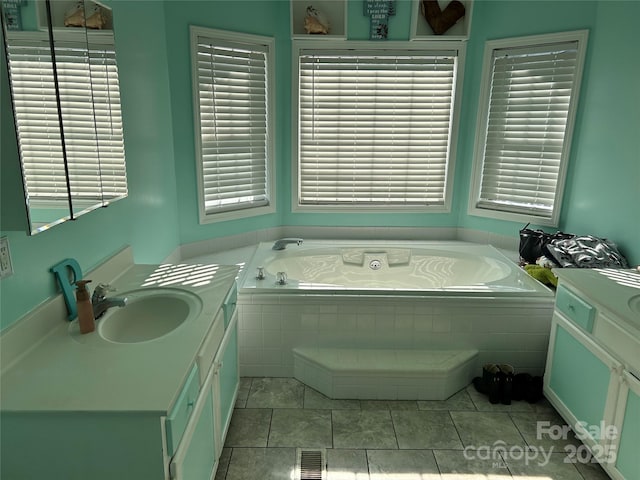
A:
[473,364,514,405]
[512,373,544,403]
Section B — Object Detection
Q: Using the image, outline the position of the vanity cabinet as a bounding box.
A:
[544,276,640,480]
[171,291,239,479]
[0,273,240,480]
[610,371,640,480]
[545,312,619,450]
[215,309,239,455]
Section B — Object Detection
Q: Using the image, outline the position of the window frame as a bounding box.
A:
[291,39,466,214]
[468,30,589,227]
[190,26,276,224]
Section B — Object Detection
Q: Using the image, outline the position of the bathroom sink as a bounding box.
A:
[98,288,202,344]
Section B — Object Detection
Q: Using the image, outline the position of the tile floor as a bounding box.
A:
[216,377,611,480]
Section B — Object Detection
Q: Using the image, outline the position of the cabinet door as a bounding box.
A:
[170,367,217,480]
[214,309,239,456]
[544,313,619,449]
[611,371,640,480]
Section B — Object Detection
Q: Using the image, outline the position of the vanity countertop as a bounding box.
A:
[554,268,640,378]
[0,262,239,413]
[554,268,640,335]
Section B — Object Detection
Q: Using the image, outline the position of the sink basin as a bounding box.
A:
[98,288,202,344]
[629,295,640,316]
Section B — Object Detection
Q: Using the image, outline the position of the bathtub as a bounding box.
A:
[237,240,555,388]
[242,240,550,295]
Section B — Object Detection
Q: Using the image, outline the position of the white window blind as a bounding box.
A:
[6,32,127,204]
[193,32,271,215]
[297,48,458,208]
[473,35,586,223]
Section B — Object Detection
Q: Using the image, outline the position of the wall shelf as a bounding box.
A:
[36,0,113,31]
[410,0,473,41]
[291,0,347,39]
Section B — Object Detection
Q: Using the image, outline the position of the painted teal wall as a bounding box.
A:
[2,0,638,330]
[559,1,640,262]
[456,0,639,265]
[163,1,288,244]
[0,1,180,329]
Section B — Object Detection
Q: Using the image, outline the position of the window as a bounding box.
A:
[190,27,275,222]
[469,31,588,226]
[294,41,464,211]
[6,31,127,207]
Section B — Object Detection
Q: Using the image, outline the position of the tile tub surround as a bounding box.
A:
[237,294,554,378]
[216,377,611,480]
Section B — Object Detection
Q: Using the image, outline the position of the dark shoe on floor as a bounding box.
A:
[512,373,532,401]
[472,363,502,404]
[525,376,544,403]
[498,364,515,405]
[486,364,502,404]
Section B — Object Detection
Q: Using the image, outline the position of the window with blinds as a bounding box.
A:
[190,27,274,221]
[6,31,127,206]
[295,44,462,210]
[470,31,588,226]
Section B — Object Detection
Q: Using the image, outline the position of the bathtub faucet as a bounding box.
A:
[272,238,304,250]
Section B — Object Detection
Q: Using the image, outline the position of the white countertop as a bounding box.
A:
[555,268,640,336]
[1,262,238,413]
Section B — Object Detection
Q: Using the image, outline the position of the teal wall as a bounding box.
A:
[163,1,287,244]
[456,0,639,264]
[1,0,638,330]
[0,1,180,329]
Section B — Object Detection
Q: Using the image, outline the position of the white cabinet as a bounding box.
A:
[544,313,620,453]
[214,309,239,455]
[544,276,640,480]
[170,366,217,480]
[610,371,640,480]
[170,283,240,480]
[0,279,239,480]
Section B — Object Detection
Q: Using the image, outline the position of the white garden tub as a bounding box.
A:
[242,240,549,295]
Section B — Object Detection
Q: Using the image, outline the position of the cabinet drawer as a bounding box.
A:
[222,283,237,329]
[166,364,200,456]
[556,285,595,332]
[197,310,225,383]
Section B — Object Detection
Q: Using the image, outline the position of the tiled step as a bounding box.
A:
[293,347,478,400]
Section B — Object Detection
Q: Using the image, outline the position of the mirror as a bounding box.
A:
[1,0,127,235]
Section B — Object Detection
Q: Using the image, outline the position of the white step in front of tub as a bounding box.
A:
[293,347,478,400]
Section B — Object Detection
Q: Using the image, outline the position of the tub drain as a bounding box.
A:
[369,259,382,270]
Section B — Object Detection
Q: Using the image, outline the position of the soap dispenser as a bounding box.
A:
[76,280,95,334]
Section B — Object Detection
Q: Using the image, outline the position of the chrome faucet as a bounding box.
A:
[92,283,128,319]
[272,238,304,250]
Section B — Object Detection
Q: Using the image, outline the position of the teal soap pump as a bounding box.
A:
[76,280,95,334]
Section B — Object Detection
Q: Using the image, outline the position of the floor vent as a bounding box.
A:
[296,448,326,480]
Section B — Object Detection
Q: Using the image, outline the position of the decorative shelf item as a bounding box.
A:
[364,0,396,40]
[291,0,346,39]
[410,0,473,40]
[36,0,113,31]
